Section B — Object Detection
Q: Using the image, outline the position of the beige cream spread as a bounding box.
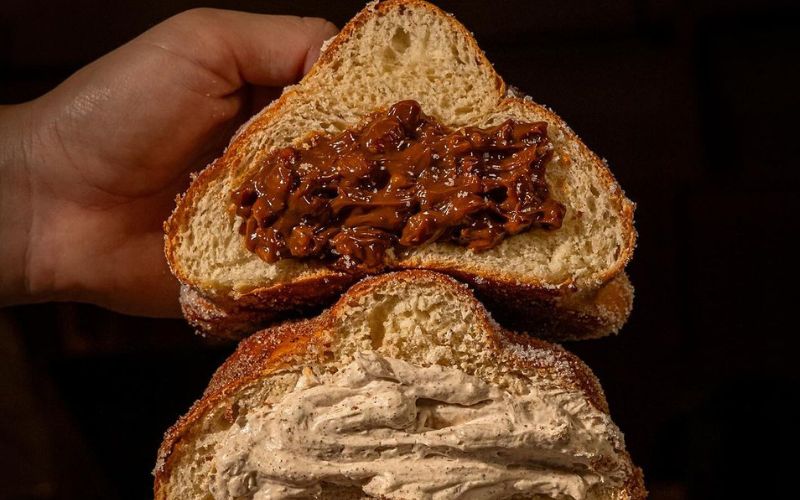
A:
[210,352,629,499]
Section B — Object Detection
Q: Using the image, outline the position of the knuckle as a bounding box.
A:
[167,8,218,28]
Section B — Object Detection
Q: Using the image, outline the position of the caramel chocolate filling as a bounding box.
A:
[231,100,565,273]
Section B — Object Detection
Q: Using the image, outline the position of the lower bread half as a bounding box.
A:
[157,270,645,499]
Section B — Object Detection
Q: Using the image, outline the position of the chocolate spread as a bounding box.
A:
[231,100,565,272]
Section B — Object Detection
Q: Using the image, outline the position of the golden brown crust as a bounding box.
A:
[456,271,635,341]
[625,466,649,500]
[164,0,636,340]
[179,272,358,340]
[180,271,634,341]
[154,270,644,499]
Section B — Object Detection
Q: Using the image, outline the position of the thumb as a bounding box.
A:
[139,8,338,92]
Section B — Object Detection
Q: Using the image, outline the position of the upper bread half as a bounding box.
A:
[164,0,637,340]
[154,270,645,499]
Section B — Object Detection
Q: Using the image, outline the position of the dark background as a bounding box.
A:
[2,0,798,498]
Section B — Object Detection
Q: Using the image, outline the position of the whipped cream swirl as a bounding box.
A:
[210,351,628,499]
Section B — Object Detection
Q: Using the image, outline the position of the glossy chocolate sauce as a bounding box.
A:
[231,100,565,272]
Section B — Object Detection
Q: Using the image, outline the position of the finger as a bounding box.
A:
[139,9,338,93]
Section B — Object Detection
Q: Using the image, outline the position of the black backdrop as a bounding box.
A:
[2,1,798,498]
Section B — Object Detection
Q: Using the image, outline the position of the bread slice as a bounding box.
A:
[164,0,636,340]
[154,270,645,499]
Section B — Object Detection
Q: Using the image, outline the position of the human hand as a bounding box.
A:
[0,9,337,316]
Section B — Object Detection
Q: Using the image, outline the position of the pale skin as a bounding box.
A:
[0,8,338,317]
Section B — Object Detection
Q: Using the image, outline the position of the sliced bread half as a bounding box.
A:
[154,270,645,499]
[164,0,636,340]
